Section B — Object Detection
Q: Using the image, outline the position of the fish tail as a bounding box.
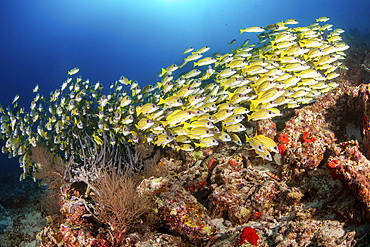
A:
[158,97,165,105]
[250,99,259,111]
[258,50,266,59]
[160,120,167,128]
[271,43,276,51]
[280,50,286,58]
[136,107,141,116]
[161,68,167,77]
[227,91,234,101]
[245,134,250,142]
[240,29,244,34]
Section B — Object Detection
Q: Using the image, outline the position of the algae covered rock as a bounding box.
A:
[138,176,216,244]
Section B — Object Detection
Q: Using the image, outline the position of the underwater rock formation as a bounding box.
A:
[137,176,216,244]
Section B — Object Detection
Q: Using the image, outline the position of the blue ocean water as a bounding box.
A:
[0,0,369,173]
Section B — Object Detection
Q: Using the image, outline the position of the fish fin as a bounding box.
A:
[136,107,141,117]
[158,97,165,105]
[227,91,234,101]
[160,120,167,127]
[160,68,167,77]
[157,82,162,90]
[280,50,286,58]
[245,134,250,142]
[250,99,259,112]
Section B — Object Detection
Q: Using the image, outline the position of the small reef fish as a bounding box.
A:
[240,26,265,33]
[68,67,79,75]
[0,17,349,181]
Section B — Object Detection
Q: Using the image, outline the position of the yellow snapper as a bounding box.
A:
[247,108,282,121]
[68,67,79,75]
[240,26,265,33]
[195,137,219,148]
[136,118,154,130]
[182,47,194,55]
[119,76,131,85]
[136,103,160,116]
[186,127,214,139]
[194,57,217,67]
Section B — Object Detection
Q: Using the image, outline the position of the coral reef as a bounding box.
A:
[3,18,370,247]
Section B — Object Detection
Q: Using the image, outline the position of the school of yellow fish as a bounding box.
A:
[0,17,349,181]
